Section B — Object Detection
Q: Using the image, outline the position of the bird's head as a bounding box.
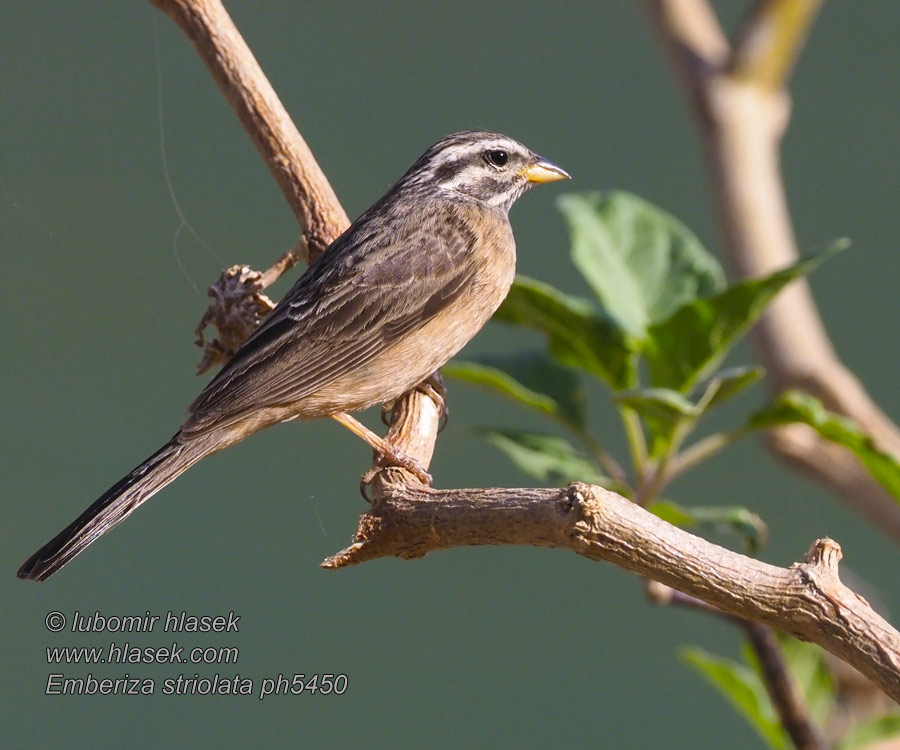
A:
[401,131,570,212]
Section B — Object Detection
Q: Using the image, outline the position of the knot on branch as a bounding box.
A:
[194,265,275,374]
[561,482,610,553]
[793,537,842,589]
[804,537,843,571]
[793,537,870,616]
[563,482,588,509]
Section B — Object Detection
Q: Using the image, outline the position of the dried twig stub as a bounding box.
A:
[194,265,274,374]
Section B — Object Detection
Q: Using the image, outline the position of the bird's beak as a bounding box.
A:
[520,158,570,183]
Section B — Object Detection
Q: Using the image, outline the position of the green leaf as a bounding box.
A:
[838,714,900,750]
[750,391,900,501]
[614,388,699,457]
[681,647,787,749]
[558,191,725,338]
[650,501,768,553]
[615,388,700,421]
[699,366,765,411]
[480,429,609,486]
[616,369,764,458]
[644,241,848,392]
[494,275,638,389]
[445,352,586,429]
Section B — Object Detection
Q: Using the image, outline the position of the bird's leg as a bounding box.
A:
[331,411,433,486]
[416,370,449,432]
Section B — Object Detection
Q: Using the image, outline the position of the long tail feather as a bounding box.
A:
[18,434,209,582]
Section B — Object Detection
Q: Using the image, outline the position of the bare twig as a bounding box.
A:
[744,624,829,750]
[648,582,828,750]
[325,481,900,705]
[642,0,900,537]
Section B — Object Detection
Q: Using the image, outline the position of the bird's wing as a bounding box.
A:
[184,203,478,434]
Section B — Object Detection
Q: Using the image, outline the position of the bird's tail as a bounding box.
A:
[17,434,212,582]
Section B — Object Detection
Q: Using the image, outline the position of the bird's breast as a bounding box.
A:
[303,212,516,414]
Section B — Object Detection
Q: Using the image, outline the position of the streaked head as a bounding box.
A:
[401,131,570,211]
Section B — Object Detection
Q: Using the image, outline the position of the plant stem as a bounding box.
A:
[668,429,749,482]
[620,406,649,483]
[647,581,828,750]
[579,430,629,485]
[636,412,709,505]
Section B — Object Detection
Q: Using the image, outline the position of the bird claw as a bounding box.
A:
[379,372,448,432]
[381,444,433,486]
[380,399,396,427]
[359,471,377,502]
[416,371,449,432]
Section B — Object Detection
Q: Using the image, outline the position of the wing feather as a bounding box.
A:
[184,199,478,434]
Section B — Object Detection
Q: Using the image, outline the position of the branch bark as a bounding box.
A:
[325,481,900,705]
[150,0,348,263]
[641,0,900,537]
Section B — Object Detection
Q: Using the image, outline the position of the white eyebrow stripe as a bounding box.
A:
[430,138,519,163]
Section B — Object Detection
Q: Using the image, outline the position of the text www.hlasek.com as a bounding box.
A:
[47,642,239,665]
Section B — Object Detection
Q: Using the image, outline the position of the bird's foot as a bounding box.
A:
[359,445,433,500]
[332,412,433,497]
[377,444,433,486]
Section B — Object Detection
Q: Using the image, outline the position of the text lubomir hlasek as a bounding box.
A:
[67,610,240,633]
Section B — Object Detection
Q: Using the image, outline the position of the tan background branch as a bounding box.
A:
[642,0,900,537]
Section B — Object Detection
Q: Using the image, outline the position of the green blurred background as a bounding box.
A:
[2,2,898,747]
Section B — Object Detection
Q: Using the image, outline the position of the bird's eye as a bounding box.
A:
[485,150,509,168]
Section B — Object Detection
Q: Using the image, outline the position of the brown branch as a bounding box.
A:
[744,624,829,750]
[149,0,348,263]
[642,0,900,538]
[325,481,900,705]
[648,582,828,750]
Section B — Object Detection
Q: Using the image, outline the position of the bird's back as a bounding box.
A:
[181,195,514,436]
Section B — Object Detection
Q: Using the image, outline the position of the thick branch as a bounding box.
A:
[325,482,900,705]
[642,0,900,537]
[150,0,348,262]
